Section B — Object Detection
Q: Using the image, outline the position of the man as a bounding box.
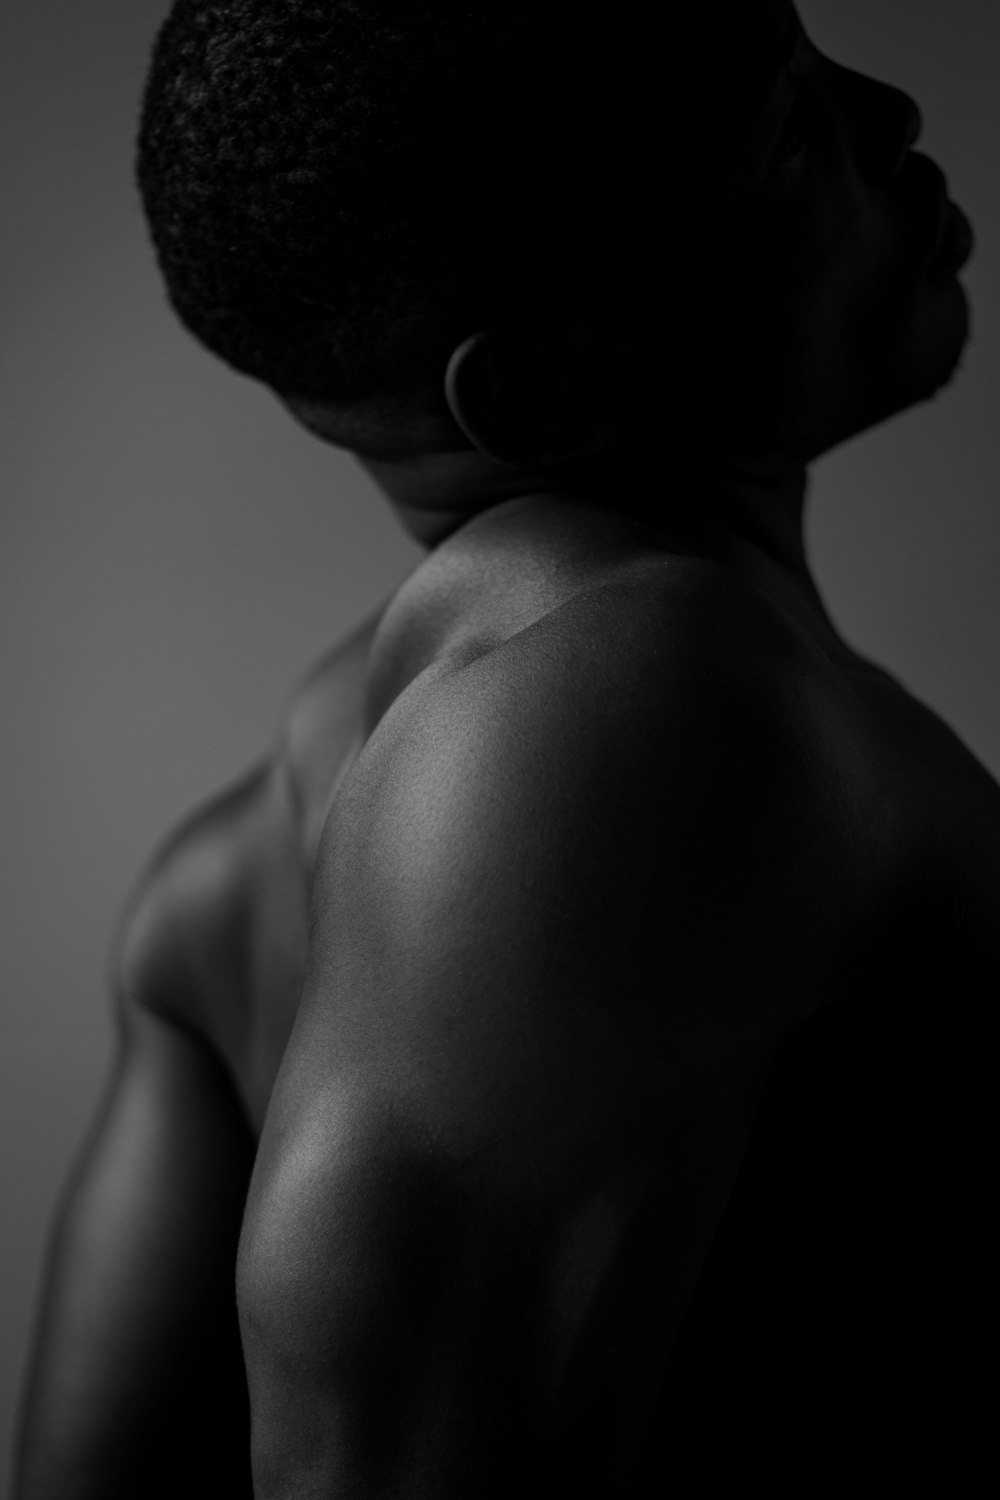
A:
[14,1,992,1495]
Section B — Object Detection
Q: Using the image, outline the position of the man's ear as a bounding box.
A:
[444,330,618,467]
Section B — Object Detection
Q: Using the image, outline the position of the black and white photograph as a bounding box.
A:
[2,2,997,1494]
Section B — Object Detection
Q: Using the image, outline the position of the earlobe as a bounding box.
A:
[444,329,618,468]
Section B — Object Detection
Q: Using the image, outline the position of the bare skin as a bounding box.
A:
[15,3,993,1496]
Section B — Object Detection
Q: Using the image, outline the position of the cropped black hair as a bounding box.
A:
[137,1,664,440]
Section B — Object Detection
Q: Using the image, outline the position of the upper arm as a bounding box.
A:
[237,579,876,1497]
[15,834,256,1500]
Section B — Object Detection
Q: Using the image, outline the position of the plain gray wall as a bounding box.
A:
[1,0,997,1486]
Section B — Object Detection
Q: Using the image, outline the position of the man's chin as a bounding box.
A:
[873,280,973,423]
[915,274,973,398]
[821,311,972,453]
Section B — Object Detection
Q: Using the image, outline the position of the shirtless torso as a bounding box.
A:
[114,493,994,1492]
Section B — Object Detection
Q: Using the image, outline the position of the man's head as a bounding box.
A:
[137,0,973,477]
[136,0,669,456]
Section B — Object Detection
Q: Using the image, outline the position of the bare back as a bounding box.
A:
[125,497,995,1491]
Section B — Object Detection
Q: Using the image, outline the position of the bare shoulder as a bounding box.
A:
[111,759,275,1026]
[304,562,890,1118]
[333,557,884,879]
[113,606,383,1028]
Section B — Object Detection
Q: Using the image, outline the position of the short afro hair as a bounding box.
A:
[136,3,787,453]
[136,2,671,437]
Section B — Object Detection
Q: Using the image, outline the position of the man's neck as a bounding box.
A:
[675,455,839,641]
[358,445,842,658]
[357,448,560,549]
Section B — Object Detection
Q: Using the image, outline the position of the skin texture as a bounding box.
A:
[14,3,992,1497]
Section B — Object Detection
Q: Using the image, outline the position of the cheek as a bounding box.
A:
[682,181,964,435]
[770,192,926,380]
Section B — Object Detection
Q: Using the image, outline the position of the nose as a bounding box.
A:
[885,87,924,176]
[837,65,924,186]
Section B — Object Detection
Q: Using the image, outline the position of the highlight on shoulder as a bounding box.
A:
[303,562,892,1110]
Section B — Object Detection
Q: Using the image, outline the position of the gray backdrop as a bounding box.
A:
[1,0,997,1487]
